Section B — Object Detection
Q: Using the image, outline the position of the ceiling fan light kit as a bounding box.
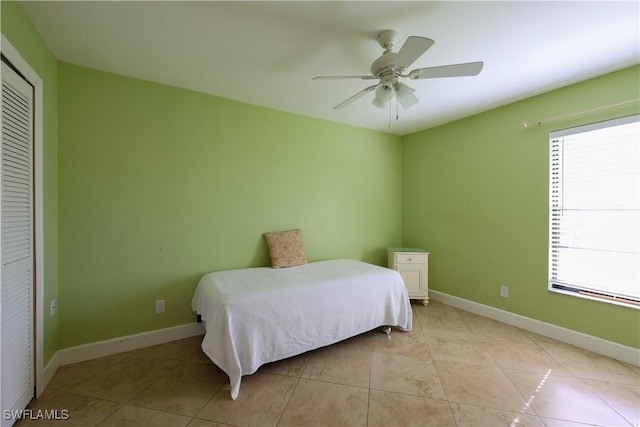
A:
[372,85,393,108]
[396,83,419,109]
[313,29,484,118]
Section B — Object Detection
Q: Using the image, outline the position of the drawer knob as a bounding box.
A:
[407,257,412,261]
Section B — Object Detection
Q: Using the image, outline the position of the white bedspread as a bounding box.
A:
[191,258,412,400]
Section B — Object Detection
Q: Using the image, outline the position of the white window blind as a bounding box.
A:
[549,114,640,307]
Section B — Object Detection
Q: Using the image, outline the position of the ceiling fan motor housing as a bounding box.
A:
[371,52,402,83]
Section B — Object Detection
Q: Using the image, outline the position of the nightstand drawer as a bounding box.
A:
[395,253,427,264]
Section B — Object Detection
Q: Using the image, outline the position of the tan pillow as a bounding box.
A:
[263,229,308,268]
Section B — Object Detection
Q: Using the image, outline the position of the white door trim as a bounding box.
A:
[1,33,46,397]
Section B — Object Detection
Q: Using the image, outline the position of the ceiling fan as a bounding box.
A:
[313,30,484,110]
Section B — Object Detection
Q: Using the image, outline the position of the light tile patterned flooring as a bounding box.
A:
[17,301,639,426]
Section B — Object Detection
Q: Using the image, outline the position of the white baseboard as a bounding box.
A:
[39,322,205,393]
[40,353,60,397]
[429,290,640,366]
[57,322,205,366]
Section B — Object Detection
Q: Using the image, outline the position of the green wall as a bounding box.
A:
[5,0,638,356]
[1,1,59,364]
[403,65,640,348]
[57,62,402,348]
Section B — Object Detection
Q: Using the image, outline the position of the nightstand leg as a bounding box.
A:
[422,299,429,306]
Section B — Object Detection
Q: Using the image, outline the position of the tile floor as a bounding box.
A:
[16,301,639,427]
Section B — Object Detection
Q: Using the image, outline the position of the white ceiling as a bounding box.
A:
[19,1,640,135]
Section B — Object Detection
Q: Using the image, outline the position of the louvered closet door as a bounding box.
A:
[1,61,35,424]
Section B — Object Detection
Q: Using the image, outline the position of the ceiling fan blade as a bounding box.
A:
[408,61,484,79]
[394,36,434,69]
[333,84,379,110]
[313,75,377,80]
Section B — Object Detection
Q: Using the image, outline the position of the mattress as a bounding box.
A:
[191,258,412,399]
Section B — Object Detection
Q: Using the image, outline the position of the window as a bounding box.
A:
[549,114,639,308]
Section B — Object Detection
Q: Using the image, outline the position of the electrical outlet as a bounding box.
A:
[500,286,509,298]
[155,299,165,314]
[50,299,56,317]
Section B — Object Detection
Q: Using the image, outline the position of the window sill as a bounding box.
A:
[549,287,640,310]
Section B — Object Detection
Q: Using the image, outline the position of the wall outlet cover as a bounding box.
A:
[155,299,165,314]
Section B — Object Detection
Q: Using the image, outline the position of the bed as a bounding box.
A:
[191,258,412,400]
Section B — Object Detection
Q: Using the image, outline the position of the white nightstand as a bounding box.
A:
[387,248,429,306]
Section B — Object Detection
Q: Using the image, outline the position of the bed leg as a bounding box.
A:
[381,326,391,335]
